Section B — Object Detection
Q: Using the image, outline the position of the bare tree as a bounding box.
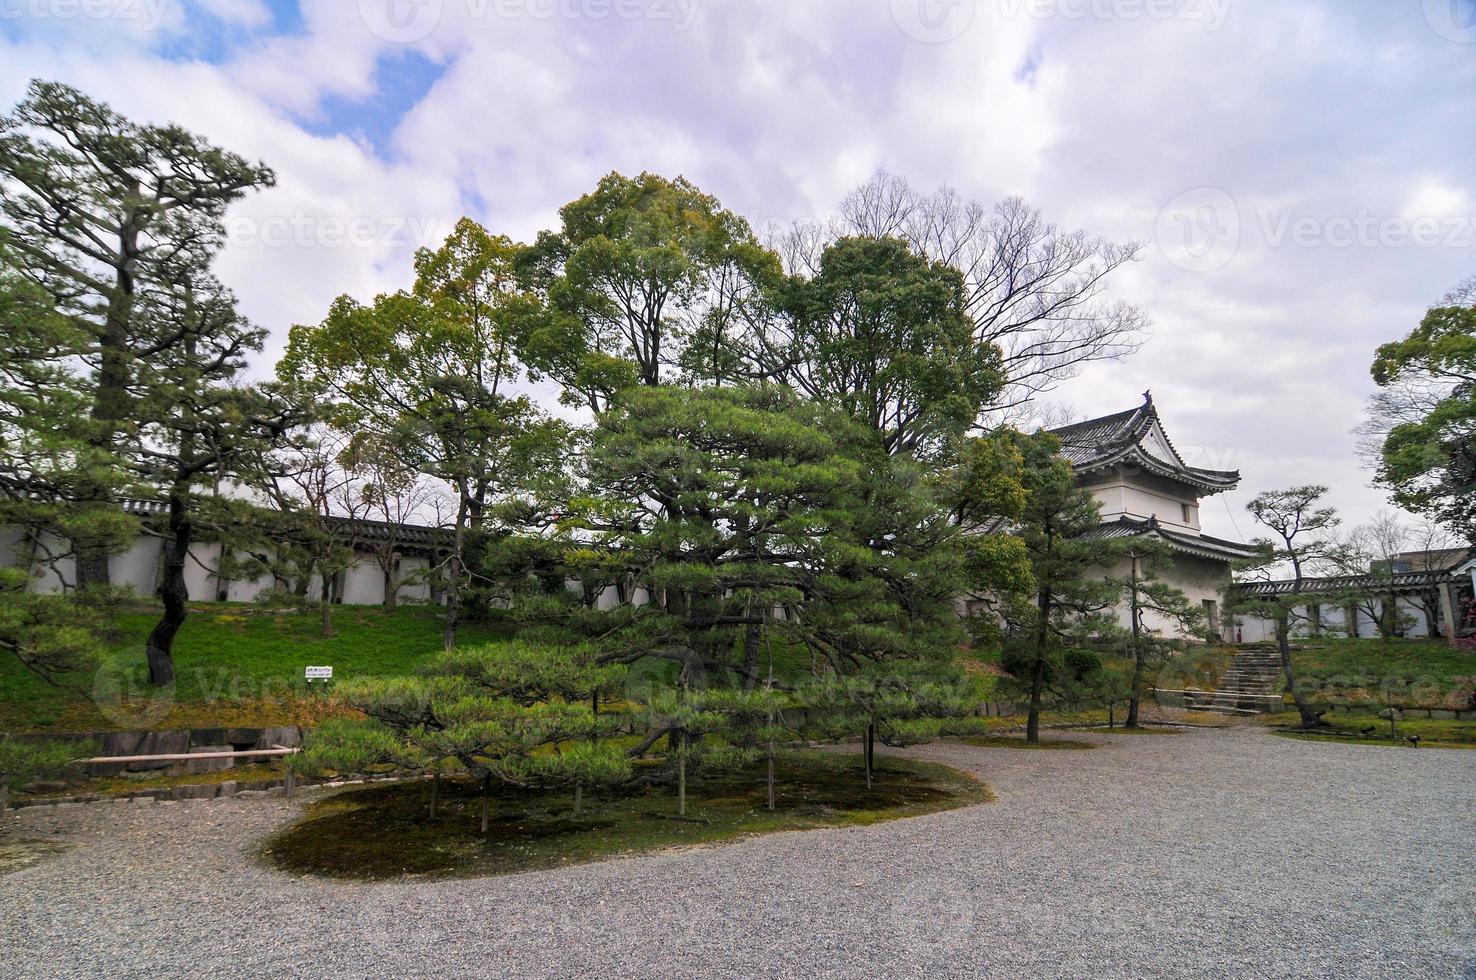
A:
[339,431,442,612]
[1333,511,1416,639]
[1242,486,1341,728]
[777,171,1148,417]
[261,428,368,638]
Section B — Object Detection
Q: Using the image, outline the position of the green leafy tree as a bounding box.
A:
[517,171,781,409]
[0,80,275,588]
[754,235,1002,459]
[280,218,569,649]
[552,386,999,790]
[0,237,138,594]
[1118,537,1206,728]
[0,566,106,685]
[1367,281,1476,543]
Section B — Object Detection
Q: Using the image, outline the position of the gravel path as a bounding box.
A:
[2,726,1473,979]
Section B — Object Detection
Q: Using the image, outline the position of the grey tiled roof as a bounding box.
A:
[1079,515,1261,561]
[1047,395,1240,493]
[1233,569,1463,597]
[121,497,452,552]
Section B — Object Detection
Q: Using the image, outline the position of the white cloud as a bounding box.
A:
[1,0,1473,534]
[199,0,271,27]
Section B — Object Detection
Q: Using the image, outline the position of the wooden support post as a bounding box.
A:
[284,768,295,800]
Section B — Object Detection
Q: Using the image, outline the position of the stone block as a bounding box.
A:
[125,730,191,772]
[1429,709,1456,720]
[224,728,262,748]
[171,783,218,801]
[101,731,145,757]
[254,726,301,750]
[190,728,228,748]
[185,746,234,775]
[216,781,238,798]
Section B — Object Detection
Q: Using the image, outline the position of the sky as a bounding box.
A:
[2,0,1473,543]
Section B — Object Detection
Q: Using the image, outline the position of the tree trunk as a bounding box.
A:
[443,498,468,651]
[480,773,491,834]
[429,772,439,821]
[766,736,776,811]
[741,617,761,693]
[382,562,399,612]
[677,731,687,818]
[1126,555,1144,728]
[319,573,334,638]
[864,722,875,789]
[143,490,191,687]
[74,542,112,592]
[1027,589,1051,744]
[1276,614,1321,728]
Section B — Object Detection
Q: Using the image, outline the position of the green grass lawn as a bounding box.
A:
[262,751,990,880]
[0,603,512,733]
[1260,709,1476,750]
[1283,637,1476,710]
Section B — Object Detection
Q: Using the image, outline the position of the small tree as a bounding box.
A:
[996,431,1124,743]
[1120,538,1207,728]
[1242,486,1341,728]
[294,641,629,828]
[340,432,442,612]
[260,428,370,637]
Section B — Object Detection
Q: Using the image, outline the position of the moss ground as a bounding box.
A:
[263,751,990,880]
[1260,709,1476,750]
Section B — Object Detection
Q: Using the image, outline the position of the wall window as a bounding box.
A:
[1181,503,1196,525]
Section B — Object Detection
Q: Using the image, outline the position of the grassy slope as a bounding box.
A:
[0,603,511,733]
[1286,638,1475,708]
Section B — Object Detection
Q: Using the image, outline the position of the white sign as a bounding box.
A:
[305,666,334,681]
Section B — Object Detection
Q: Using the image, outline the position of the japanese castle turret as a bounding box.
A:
[1048,393,1259,639]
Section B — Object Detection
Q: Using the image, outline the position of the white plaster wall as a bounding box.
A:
[1234,597,1435,643]
[111,537,161,595]
[1104,553,1230,639]
[1086,481,1199,532]
[2,522,448,607]
[340,562,387,606]
[396,557,434,603]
